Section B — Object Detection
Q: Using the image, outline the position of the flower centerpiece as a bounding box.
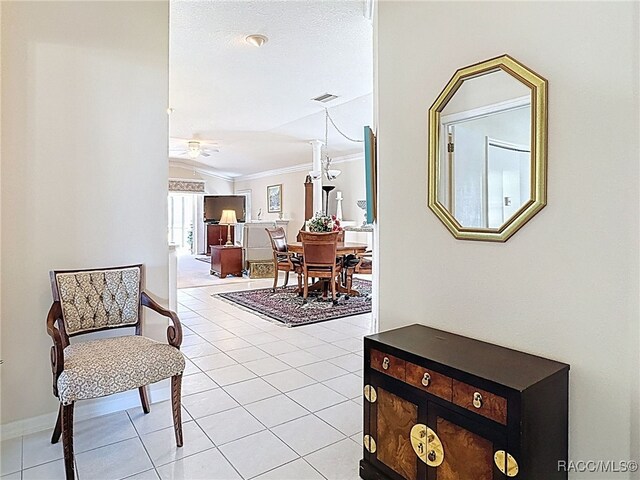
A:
[307,212,343,233]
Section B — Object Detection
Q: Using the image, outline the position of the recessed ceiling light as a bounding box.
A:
[245,34,268,48]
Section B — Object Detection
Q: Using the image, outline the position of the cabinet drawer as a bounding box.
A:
[452,380,507,425]
[370,350,405,381]
[405,362,452,401]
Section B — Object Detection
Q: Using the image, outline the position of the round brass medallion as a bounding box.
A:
[363,385,377,403]
[410,424,444,467]
[494,450,519,477]
[363,435,377,453]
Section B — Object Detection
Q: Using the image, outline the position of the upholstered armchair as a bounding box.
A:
[46,265,184,480]
[266,227,302,293]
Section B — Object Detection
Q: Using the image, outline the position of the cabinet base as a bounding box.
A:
[360,460,392,480]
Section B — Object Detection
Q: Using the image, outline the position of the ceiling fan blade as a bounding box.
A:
[201,152,211,157]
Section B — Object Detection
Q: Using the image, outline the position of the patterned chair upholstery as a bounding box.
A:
[46,265,184,480]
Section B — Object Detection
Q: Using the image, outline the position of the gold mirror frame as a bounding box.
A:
[428,54,548,242]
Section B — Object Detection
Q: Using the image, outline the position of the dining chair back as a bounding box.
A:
[267,226,288,253]
[266,227,302,292]
[300,231,342,305]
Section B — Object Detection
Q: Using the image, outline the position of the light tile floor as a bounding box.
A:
[2,277,374,480]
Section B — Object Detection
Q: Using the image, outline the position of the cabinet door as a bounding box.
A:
[364,375,426,480]
[427,403,506,480]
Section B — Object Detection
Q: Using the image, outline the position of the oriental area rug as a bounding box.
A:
[215,278,372,327]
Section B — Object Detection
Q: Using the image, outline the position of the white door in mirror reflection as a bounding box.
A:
[441,101,531,229]
[487,140,530,228]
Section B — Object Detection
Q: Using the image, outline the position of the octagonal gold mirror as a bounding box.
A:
[428,55,547,242]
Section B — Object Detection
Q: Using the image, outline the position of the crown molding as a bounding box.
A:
[169,159,235,182]
[235,152,364,182]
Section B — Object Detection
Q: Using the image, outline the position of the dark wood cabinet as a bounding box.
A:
[207,223,234,253]
[210,245,242,278]
[361,325,569,480]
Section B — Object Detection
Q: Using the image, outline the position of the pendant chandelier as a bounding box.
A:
[310,108,363,181]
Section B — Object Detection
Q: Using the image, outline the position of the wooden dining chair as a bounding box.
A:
[265,227,302,292]
[46,265,185,480]
[343,251,372,297]
[300,231,342,305]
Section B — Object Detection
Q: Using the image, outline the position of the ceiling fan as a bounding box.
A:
[169,138,219,159]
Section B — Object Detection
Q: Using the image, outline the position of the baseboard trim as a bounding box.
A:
[0,382,170,441]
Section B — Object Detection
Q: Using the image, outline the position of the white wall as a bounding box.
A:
[330,158,368,223]
[1,1,170,427]
[234,170,306,240]
[233,157,366,240]
[377,2,639,478]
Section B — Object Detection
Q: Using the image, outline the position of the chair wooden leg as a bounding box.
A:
[61,403,75,480]
[139,385,151,414]
[284,271,289,287]
[272,268,279,292]
[51,404,62,444]
[303,270,309,304]
[297,272,303,296]
[331,273,338,305]
[345,269,353,300]
[171,374,184,447]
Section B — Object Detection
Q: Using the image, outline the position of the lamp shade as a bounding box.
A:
[219,209,237,225]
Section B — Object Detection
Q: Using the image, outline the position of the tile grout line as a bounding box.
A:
[117,411,158,479]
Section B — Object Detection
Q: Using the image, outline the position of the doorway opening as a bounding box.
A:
[168,193,197,256]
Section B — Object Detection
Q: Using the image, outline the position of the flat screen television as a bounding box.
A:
[203,195,246,223]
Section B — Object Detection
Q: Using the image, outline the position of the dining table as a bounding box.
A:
[287,241,368,297]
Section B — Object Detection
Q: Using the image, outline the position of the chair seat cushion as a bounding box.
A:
[344,254,361,268]
[57,335,185,405]
[277,255,301,265]
[359,259,372,269]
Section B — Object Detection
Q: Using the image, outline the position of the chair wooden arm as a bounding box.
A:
[46,301,64,397]
[140,292,183,349]
[354,251,373,274]
[273,250,298,269]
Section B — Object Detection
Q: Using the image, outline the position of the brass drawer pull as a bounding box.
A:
[382,357,390,370]
[421,372,431,387]
[473,392,483,409]
[494,450,519,477]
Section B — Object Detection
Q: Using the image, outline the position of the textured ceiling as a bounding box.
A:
[169,0,373,177]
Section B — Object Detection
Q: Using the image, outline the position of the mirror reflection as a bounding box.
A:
[438,70,532,229]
